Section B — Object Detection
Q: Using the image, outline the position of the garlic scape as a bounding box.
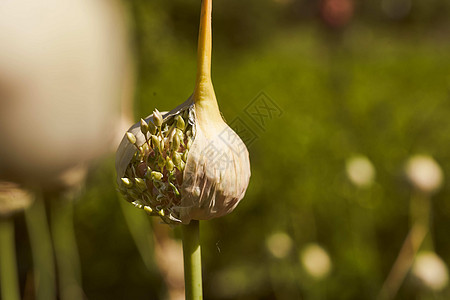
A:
[116,0,250,224]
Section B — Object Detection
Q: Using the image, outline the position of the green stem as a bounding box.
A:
[25,196,56,300]
[0,218,21,300]
[195,0,212,86]
[51,198,83,300]
[182,220,203,300]
[192,0,222,131]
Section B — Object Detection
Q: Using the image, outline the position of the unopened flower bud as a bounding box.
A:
[151,135,160,150]
[172,152,182,166]
[135,178,147,191]
[172,134,181,151]
[179,161,186,172]
[175,129,184,145]
[148,121,157,135]
[144,167,152,180]
[175,115,185,130]
[121,177,133,188]
[151,171,163,181]
[182,150,189,162]
[153,109,163,127]
[166,158,174,172]
[140,118,149,135]
[126,132,137,145]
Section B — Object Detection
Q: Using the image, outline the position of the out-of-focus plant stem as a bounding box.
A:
[25,195,56,300]
[0,218,20,300]
[182,220,203,300]
[51,197,83,300]
[377,192,431,300]
[119,198,157,271]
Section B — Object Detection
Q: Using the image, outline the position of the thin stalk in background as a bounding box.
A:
[0,218,21,300]
[25,195,56,300]
[182,220,203,300]
[377,192,431,300]
[51,197,84,300]
[119,199,155,271]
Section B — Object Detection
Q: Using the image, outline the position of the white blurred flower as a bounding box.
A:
[345,155,376,188]
[265,231,293,259]
[300,243,332,279]
[412,251,449,291]
[0,0,130,189]
[405,155,444,194]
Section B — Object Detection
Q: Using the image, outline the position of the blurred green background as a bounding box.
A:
[12,0,450,299]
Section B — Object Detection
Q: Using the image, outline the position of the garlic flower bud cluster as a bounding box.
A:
[117,108,194,224]
[116,0,250,224]
[116,95,250,224]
